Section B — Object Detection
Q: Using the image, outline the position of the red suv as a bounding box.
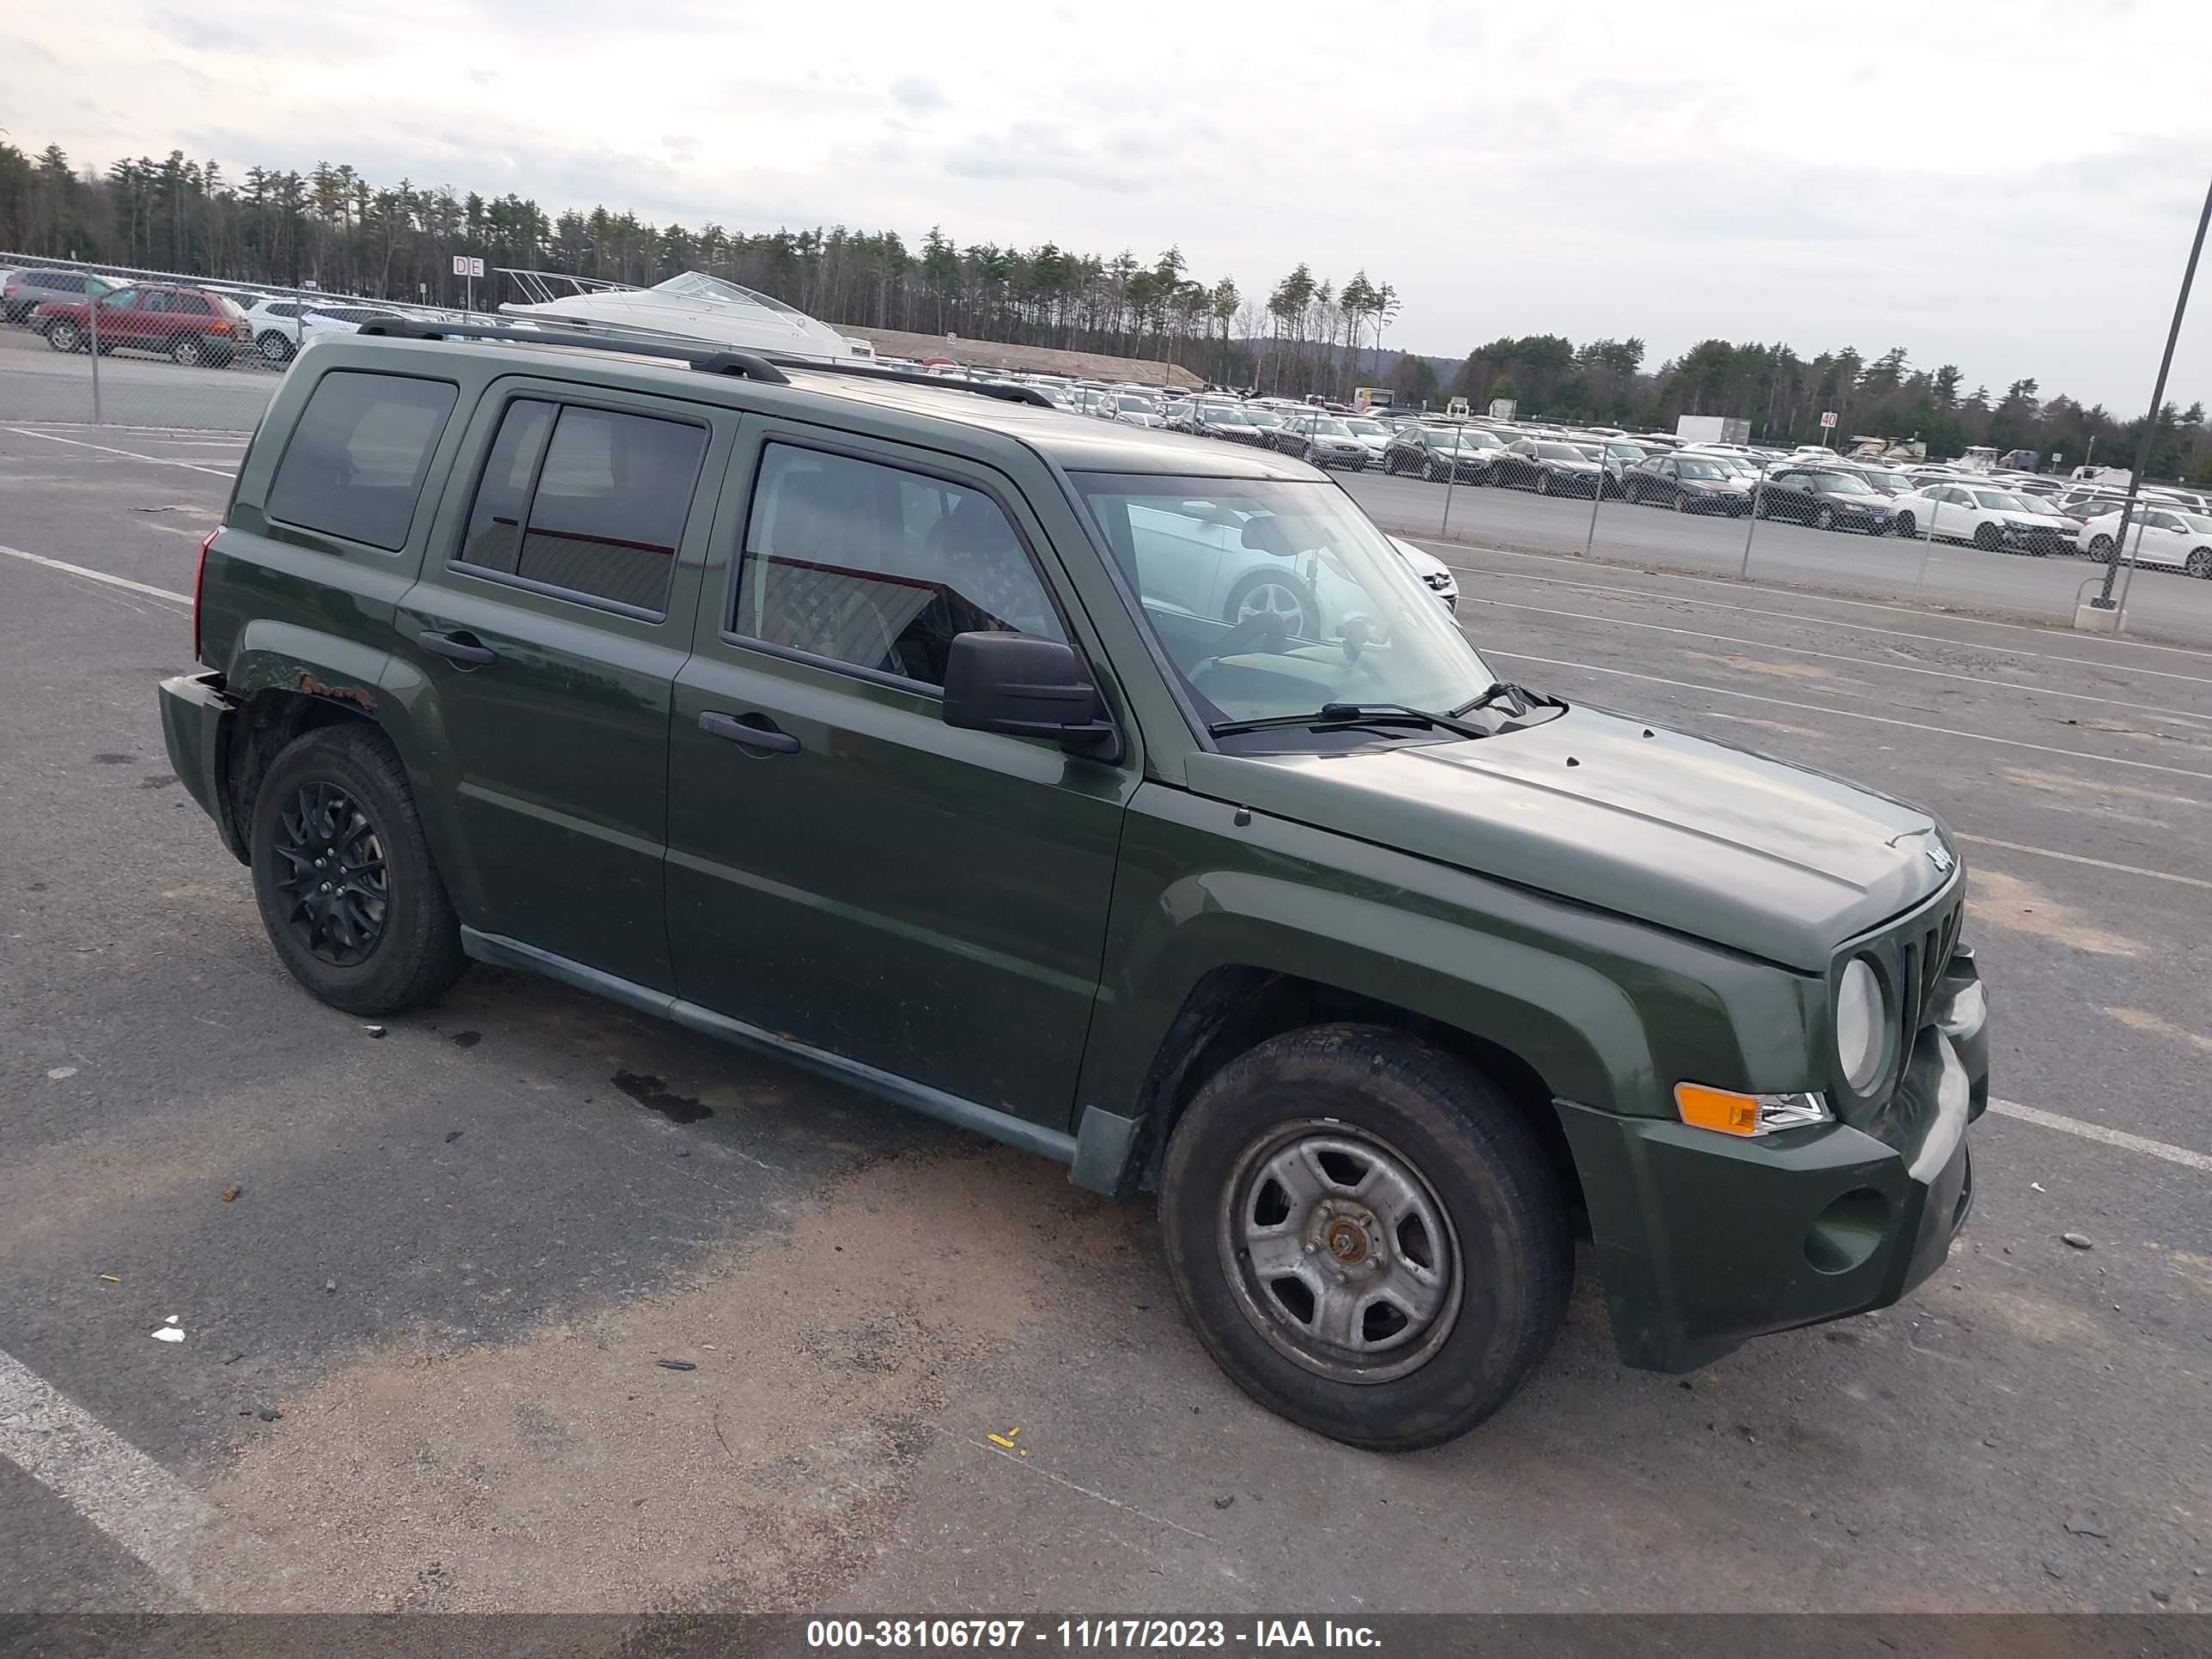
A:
[35,283,252,368]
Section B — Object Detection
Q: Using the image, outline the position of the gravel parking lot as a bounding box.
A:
[3,422,2209,1619]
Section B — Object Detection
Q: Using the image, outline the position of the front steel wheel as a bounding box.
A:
[1159,1024,1571,1450]
[1220,1123,1461,1384]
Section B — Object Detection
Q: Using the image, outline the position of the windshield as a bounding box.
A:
[1861,470,1907,489]
[653,270,806,316]
[1073,475,1496,734]
[1814,474,1874,494]
[1606,441,1646,459]
[1243,409,1284,427]
[1972,490,2026,509]
[1532,443,1587,461]
[1301,418,1350,437]
[1343,418,1385,435]
[1115,396,1157,414]
[1675,459,1726,479]
[1201,407,1246,424]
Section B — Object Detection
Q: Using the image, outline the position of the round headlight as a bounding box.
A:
[1835,955,1886,1092]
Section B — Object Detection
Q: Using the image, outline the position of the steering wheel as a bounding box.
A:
[1213,605,1291,660]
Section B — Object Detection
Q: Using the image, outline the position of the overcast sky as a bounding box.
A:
[11,0,2212,409]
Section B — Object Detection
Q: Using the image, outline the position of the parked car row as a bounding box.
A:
[2,264,419,370]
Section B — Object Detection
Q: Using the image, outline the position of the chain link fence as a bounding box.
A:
[8,246,2206,635]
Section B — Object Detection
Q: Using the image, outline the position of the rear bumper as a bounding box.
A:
[1557,951,1987,1373]
[157,671,246,862]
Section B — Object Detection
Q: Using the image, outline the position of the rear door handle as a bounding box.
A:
[699,710,800,754]
[418,630,496,666]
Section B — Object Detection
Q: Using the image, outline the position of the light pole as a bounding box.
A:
[2094,171,2212,611]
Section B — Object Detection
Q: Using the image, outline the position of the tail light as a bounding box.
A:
[193,528,216,663]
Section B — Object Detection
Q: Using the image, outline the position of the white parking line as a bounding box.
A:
[0,1347,212,1605]
[1428,546,2212,685]
[1488,649,2212,782]
[3,427,239,479]
[1467,594,2212,727]
[0,543,192,604]
[1955,833,2212,889]
[1988,1098,2212,1174]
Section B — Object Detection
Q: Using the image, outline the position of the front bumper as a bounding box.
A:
[1555,949,1987,1373]
[158,670,246,862]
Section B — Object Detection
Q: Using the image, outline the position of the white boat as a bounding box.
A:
[498,269,874,363]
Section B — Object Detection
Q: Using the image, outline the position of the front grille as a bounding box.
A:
[1893,886,1965,1034]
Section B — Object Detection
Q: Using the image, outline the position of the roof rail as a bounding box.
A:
[351,317,791,385]
[765,356,1055,409]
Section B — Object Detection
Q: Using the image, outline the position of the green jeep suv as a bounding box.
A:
[159,323,1986,1449]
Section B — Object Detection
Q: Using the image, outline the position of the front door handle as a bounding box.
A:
[699,710,800,754]
[418,629,496,666]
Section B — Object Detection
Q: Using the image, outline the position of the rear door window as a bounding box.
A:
[265,370,458,551]
[453,398,707,617]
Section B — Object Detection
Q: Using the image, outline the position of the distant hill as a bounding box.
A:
[1231,338,1460,388]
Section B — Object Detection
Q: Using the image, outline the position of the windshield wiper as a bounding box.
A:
[1452,681,1565,719]
[1208,702,1490,740]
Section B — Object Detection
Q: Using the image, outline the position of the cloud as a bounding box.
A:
[889,76,945,113]
[944,123,1159,194]
[11,0,2212,407]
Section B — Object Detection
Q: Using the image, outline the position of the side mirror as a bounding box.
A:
[943,632,1121,762]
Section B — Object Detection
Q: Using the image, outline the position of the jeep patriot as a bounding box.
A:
[159,323,1987,1448]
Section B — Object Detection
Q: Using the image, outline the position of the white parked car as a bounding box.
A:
[1340,416,1393,468]
[2076,507,2212,576]
[241,298,402,364]
[1889,483,2076,555]
[1389,536,1461,612]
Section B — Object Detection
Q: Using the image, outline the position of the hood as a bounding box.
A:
[1186,704,1954,970]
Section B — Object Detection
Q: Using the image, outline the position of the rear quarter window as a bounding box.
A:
[264,371,459,551]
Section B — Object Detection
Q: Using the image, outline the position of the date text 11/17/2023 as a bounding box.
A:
[805,1620,1383,1650]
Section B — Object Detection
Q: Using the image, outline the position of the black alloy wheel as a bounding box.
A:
[270,781,389,966]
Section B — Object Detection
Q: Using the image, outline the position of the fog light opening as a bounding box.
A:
[1804,1188,1890,1275]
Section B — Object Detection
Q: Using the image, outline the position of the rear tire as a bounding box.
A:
[1158,1024,1571,1451]
[46,319,83,353]
[248,724,467,1017]
[171,334,205,367]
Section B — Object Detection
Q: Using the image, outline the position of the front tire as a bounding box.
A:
[1973,522,2003,551]
[258,330,296,364]
[1535,471,1552,495]
[2088,534,2114,562]
[2189,548,2212,579]
[1158,1024,1571,1451]
[1815,505,1836,532]
[248,724,467,1016]
[1892,512,1917,538]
